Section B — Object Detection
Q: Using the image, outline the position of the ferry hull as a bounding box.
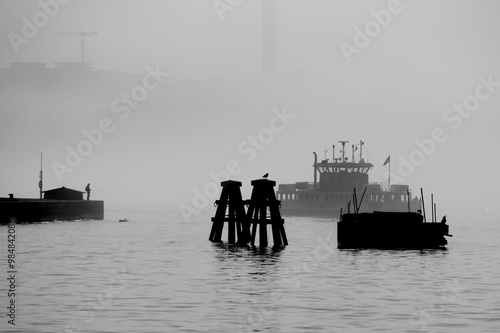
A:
[280,201,339,217]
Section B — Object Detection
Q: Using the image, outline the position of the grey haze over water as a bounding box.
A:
[0,0,499,220]
[1,1,500,332]
[1,212,499,332]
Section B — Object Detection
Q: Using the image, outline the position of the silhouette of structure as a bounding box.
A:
[209,179,288,248]
[44,187,84,200]
[246,179,288,248]
[209,181,250,245]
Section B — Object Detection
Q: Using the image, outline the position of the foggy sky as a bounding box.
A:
[1,0,499,219]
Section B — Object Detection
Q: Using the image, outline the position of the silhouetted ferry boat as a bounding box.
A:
[337,211,451,248]
[277,141,420,217]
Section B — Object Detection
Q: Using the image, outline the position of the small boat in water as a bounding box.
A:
[337,211,451,249]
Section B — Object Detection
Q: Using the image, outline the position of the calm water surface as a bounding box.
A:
[1,210,499,333]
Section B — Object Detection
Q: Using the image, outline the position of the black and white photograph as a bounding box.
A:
[1,0,499,332]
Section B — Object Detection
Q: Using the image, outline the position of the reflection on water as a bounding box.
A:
[0,213,498,333]
[210,243,286,332]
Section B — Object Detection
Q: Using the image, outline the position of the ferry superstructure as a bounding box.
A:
[277,141,420,217]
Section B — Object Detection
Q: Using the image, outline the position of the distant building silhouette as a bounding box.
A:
[43,187,85,200]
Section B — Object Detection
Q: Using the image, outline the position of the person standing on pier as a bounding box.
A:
[85,183,91,200]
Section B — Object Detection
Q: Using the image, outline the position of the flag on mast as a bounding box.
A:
[383,155,390,166]
[39,152,43,199]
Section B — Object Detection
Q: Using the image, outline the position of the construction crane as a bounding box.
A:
[54,31,97,64]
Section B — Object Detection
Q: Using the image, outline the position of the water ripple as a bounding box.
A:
[0,215,499,332]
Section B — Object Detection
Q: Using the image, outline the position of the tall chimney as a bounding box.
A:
[263,0,277,80]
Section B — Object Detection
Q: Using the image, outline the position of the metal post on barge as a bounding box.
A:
[313,152,318,190]
[353,188,358,213]
[39,152,43,199]
[431,193,435,222]
[383,155,391,191]
[434,202,437,224]
[357,187,367,213]
[420,188,427,222]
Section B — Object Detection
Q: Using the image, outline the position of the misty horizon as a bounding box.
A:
[1,0,499,220]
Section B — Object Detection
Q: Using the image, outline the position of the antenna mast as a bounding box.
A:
[39,152,43,199]
[339,140,349,162]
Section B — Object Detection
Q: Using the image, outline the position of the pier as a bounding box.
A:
[0,198,104,224]
[209,178,288,248]
[209,180,250,245]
